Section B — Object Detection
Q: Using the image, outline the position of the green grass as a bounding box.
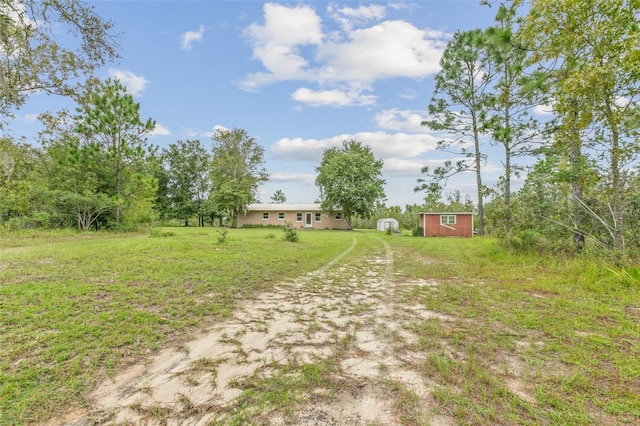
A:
[390,235,640,425]
[1,229,639,424]
[0,227,375,424]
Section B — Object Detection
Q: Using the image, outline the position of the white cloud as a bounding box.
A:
[271,131,441,163]
[374,109,427,133]
[400,89,418,100]
[241,3,323,89]
[615,96,633,108]
[183,128,214,139]
[533,103,555,116]
[180,25,205,51]
[383,157,440,177]
[269,172,316,185]
[292,87,376,107]
[327,4,386,31]
[317,20,445,84]
[21,113,38,123]
[241,4,449,100]
[108,69,149,97]
[182,124,228,140]
[149,123,171,137]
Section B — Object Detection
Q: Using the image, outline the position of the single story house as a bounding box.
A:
[237,203,348,230]
[377,218,399,232]
[417,212,474,238]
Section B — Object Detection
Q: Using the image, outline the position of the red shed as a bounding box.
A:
[417,212,474,238]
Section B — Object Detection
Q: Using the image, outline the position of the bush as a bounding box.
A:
[283,221,299,242]
[242,223,283,229]
[412,226,424,237]
[217,229,228,244]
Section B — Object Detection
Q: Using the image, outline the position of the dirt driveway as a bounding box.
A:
[65,237,458,425]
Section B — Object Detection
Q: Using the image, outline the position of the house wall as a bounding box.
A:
[237,210,348,229]
[421,214,473,237]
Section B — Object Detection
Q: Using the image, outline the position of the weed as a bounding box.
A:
[149,228,176,237]
[216,229,228,244]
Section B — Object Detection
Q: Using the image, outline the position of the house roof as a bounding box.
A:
[246,203,322,212]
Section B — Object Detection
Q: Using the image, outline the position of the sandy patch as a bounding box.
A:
[56,237,459,426]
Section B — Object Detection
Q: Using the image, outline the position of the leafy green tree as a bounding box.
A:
[422,29,495,235]
[151,157,171,222]
[484,3,541,248]
[271,189,287,204]
[315,140,386,230]
[519,0,640,256]
[0,0,118,122]
[37,109,115,229]
[163,139,210,226]
[209,128,268,227]
[414,181,443,210]
[0,136,41,223]
[74,78,156,224]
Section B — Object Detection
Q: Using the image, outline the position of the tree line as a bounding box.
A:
[0,80,270,230]
[418,0,640,262]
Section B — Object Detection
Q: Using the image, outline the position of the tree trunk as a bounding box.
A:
[473,121,484,236]
[606,101,624,256]
[569,121,585,252]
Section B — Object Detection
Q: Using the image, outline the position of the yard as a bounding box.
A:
[1,228,638,425]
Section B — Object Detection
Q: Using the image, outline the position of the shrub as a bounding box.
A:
[283,221,299,242]
[412,226,424,237]
[217,229,228,244]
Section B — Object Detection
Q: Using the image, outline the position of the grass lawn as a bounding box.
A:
[0,227,371,424]
[1,228,638,424]
[390,237,640,425]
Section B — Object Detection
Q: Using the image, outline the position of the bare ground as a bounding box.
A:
[56,237,505,425]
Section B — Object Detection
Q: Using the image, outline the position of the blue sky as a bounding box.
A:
[9,0,514,207]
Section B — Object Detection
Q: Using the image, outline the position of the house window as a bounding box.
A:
[335,213,342,220]
[315,212,321,222]
[440,215,456,225]
[263,212,269,220]
[296,212,302,222]
[278,212,285,220]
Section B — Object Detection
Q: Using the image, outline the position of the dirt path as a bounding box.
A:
[67,237,457,425]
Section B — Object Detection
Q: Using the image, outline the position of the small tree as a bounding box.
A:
[271,189,287,204]
[74,78,156,224]
[315,140,386,230]
[283,221,299,242]
[162,139,210,226]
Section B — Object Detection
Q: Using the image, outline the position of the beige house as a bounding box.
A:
[237,203,348,230]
